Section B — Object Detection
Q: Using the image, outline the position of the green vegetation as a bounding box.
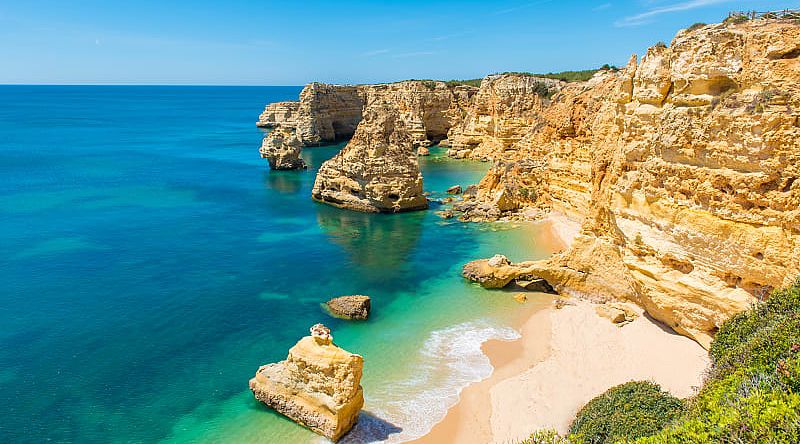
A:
[445,79,482,88]
[518,281,800,444]
[687,22,706,32]
[724,13,750,26]
[569,381,684,443]
[654,41,668,49]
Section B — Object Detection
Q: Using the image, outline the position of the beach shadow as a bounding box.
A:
[339,411,403,443]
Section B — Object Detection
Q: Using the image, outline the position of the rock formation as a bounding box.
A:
[459,19,800,347]
[312,81,476,213]
[249,324,364,441]
[446,74,563,160]
[326,295,371,320]
[257,101,299,128]
[260,128,306,170]
[257,83,365,146]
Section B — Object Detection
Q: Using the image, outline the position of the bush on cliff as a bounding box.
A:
[568,381,684,443]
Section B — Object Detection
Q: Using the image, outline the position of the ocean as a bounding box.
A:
[0,85,554,443]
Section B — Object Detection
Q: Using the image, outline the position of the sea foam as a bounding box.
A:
[338,320,520,443]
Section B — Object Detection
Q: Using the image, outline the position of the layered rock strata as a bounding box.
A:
[257,83,365,146]
[249,324,364,441]
[312,81,476,212]
[446,74,563,160]
[260,128,306,170]
[460,20,800,347]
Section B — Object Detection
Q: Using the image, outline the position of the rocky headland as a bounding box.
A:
[257,19,799,347]
[249,324,364,441]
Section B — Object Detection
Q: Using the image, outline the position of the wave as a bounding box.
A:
[337,320,520,444]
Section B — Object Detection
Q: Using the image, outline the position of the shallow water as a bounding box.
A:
[0,86,554,443]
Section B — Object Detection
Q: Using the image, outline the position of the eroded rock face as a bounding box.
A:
[249,324,364,441]
[447,74,563,160]
[326,295,371,320]
[312,81,475,213]
[260,128,306,170]
[257,83,365,146]
[461,20,800,347]
[257,101,300,128]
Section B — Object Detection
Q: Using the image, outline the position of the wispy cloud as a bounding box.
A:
[592,2,612,11]
[492,0,555,16]
[361,49,390,57]
[391,51,437,58]
[615,0,731,27]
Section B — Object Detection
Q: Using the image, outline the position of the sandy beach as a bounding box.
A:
[412,299,709,444]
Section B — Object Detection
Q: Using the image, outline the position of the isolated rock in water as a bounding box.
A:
[312,105,428,213]
[249,324,364,441]
[447,185,462,195]
[326,295,371,320]
[260,128,306,170]
[417,146,430,156]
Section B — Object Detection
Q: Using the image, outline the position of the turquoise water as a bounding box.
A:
[0,86,554,443]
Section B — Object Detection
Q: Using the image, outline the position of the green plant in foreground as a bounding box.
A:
[568,381,684,443]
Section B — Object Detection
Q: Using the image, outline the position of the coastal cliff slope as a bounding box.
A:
[311,81,476,212]
[465,20,800,347]
[446,74,563,160]
[257,83,365,145]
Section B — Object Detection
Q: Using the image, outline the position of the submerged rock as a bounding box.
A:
[326,295,371,320]
[446,185,462,195]
[260,128,306,170]
[249,324,364,441]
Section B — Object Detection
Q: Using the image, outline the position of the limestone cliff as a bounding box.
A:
[249,324,363,441]
[462,19,800,347]
[257,83,365,146]
[447,74,563,160]
[311,81,476,213]
[260,128,306,170]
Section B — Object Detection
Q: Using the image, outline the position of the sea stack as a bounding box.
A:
[260,128,306,170]
[249,324,364,441]
[326,295,371,320]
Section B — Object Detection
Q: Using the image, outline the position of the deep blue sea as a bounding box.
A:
[0,86,555,443]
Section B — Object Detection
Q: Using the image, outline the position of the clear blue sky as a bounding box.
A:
[1,0,797,85]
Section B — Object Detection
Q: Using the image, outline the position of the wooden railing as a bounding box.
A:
[728,9,800,21]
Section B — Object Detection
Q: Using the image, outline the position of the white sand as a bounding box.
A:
[489,301,709,443]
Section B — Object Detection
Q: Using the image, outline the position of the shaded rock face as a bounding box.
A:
[326,295,371,320]
[249,325,364,441]
[461,20,800,347]
[257,83,365,146]
[311,81,475,213]
[260,128,306,170]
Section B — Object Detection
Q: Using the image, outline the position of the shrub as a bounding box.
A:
[518,429,574,444]
[724,13,749,26]
[569,381,684,443]
[445,79,482,88]
[687,22,706,32]
[654,41,668,49]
